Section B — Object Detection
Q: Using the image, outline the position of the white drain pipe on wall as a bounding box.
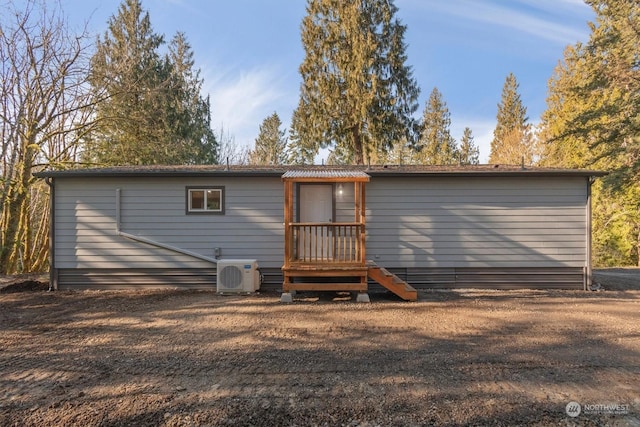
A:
[115,188,218,264]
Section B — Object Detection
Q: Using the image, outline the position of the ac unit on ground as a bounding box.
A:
[216,259,260,294]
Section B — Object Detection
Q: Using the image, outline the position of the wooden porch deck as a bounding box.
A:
[281,169,416,301]
[282,261,417,301]
[282,263,370,293]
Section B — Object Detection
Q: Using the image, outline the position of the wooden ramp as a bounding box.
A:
[368,261,418,301]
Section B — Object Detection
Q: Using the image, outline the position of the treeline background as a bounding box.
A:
[1,0,637,274]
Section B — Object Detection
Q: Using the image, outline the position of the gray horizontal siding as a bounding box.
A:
[52,174,589,289]
[54,177,285,269]
[366,176,588,268]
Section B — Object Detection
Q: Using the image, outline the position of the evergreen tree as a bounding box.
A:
[249,112,288,165]
[489,73,534,165]
[571,0,639,188]
[290,0,420,165]
[326,144,355,165]
[539,0,640,266]
[86,0,216,165]
[287,101,316,165]
[167,33,218,164]
[370,136,411,165]
[412,87,457,165]
[459,127,480,165]
[538,45,593,169]
[86,0,165,164]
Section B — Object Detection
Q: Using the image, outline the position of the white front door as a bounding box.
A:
[299,184,334,260]
[300,184,333,223]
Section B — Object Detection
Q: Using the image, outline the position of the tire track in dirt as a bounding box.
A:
[1,287,639,426]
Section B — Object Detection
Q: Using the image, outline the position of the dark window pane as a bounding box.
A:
[190,190,204,210]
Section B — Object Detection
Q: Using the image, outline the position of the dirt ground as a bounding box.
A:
[0,270,639,426]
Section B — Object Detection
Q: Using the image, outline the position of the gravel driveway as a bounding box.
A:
[0,270,639,426]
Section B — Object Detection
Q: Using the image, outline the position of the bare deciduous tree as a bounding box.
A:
[215,127,250,166]
[0,0,95,273]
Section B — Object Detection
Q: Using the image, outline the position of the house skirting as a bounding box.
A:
[53,266,585,291]
[55,268,217,290]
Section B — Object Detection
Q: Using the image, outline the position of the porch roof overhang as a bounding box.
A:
[281,169,370,183]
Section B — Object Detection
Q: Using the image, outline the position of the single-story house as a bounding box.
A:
[34,164,605,298]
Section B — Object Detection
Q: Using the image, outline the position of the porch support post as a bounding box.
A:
[284,180,293,269]
[355,181,366,267]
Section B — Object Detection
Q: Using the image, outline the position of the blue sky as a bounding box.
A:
[63,0,595,163]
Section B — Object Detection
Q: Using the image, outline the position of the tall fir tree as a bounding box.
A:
[459,127,480,165]
[412,87,457,165]
[87,0,165,164]
[489,72,534,165]
[289,0,420,165]
[86,0,216,165]
[249,112,288,165]
[287,100,316,165]
[538,45,593,169]
[539,0,640,266]
[326,144,355,165]
[567,0,640,188]
[167,33,218,164]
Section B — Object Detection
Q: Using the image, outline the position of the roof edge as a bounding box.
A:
[366,169,608,178]
[32,164,608,179]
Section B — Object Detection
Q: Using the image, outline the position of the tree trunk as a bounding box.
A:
[351,127,364,165]
[0,135,36,274]
[0,185,28,273]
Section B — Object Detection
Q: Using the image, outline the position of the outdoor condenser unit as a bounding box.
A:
[216,259,260,293]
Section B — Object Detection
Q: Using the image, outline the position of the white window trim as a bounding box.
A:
[186,186,225,214]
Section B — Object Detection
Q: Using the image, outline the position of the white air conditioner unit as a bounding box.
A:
[216,259,260,293]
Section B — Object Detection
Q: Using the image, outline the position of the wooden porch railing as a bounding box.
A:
[287,222,365,265]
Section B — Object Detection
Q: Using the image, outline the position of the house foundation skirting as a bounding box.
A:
[54,266,585,291]
[55,268,218,290]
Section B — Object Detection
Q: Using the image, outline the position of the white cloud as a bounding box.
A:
[401,0,590,45]
[202,64,297,149]
[516,0,591,13]
[465,3,587,44]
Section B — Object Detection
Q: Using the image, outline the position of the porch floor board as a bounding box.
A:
[283,282,368,292]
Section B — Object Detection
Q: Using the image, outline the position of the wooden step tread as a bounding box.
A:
[387,283,417,294]
[379,268,393,277]
[367,267,393,277]
[366,262,417,301]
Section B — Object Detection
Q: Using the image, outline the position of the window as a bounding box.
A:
[187,187,224,214]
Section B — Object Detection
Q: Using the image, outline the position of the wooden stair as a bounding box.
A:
[367,262,418,301]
